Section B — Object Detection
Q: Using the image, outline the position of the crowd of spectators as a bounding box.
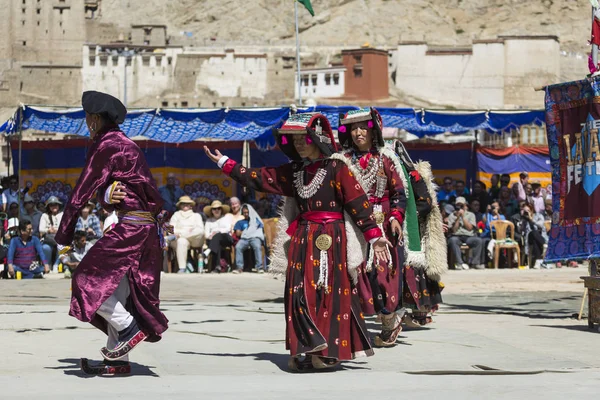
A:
[438,172,572,270]
[0,174,279,279]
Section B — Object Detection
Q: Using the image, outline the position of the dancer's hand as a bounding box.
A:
[111,183,127,204]
[373,237,392,264]
[204,146,223,164]
[391,219,403,242]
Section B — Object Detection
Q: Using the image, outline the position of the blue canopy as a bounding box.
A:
[0,105,545,148]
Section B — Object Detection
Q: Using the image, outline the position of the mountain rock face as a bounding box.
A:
[100,0,590,52]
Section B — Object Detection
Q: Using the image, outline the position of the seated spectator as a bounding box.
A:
[3,217,19,245]
[169,196,205,273]
[233,204,265,274]
[500,173,512,190]
[159,173,185,214]
[1,175,25,213]
[194,196,211,223]
[204,200,234,273]
[441,203,454,238]
[60,230,92,279]
[75,202,102,244]
[471,180,489,210]
[6,202,19,220]
[21,195,42,237]
[512,172,529,202]
[498,186,519,218]
[39,196,64,271]
[481,202,506,238]
[447,197,485,270]
[6,220,49,279]
[437,176,455,203]
[530,182,545,214]
[229,197,245,227]
[511,203,546,268]
[488,174,500,202]
[36,201,46,214]
[450,180,471,204]
[469,199,483,223]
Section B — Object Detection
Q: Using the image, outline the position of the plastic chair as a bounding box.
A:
[490,220,520,269]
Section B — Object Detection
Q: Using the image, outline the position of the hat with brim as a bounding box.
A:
[455,196,467,206]
[7,218,19,230]
[176,195,196,207]
[274,112,338,161]
[82,90,127,124]
[203,200,230,216]
[45,196,62,207]
[337,107,384,149]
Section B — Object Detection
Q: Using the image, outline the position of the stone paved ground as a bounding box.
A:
[0,268,598,400]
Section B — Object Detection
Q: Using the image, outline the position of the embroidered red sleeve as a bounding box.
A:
[363,227,383,242]
[222,159,237,175]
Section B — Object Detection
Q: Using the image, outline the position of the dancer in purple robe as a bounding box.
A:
[55,91,169,375]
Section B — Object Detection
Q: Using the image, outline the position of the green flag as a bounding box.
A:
[296,0,315,16]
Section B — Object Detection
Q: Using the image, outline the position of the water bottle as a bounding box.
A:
[16,271,22,280]
[197,255,204,274]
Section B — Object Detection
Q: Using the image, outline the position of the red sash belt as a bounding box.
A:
[286,211,344,236]
[369,195,389,204]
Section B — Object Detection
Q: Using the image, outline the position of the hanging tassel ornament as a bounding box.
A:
[315,234,333,293]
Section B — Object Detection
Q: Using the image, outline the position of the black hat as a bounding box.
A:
[82,91,127,124]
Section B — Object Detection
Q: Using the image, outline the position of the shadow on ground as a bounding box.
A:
[177,351,370,373]
[47,358,159,378]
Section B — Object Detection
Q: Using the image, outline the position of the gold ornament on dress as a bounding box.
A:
[315,234,333,251]
[374,211,385,225]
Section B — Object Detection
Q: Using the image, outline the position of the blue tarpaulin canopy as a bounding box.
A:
[0,105,545,148]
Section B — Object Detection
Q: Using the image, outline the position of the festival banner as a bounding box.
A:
[544,77,600,261]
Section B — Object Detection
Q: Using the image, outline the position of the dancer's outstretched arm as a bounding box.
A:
[204,146,295,197]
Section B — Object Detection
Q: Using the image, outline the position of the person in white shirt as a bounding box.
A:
[229,197,245,227]
[39,196,64,271]
[203,200,233,273]
[169,196,205,273]
[60,230,93,279]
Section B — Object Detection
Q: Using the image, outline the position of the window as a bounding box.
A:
[173,102,178,107]
[100,56,107,66]
[22,20,25,26]
[212,102,217,107]
[302,75,309,86]
[325,74,331,85]
[142,57,150,67]
[241,102,246,107]
[181,101,188,107]
[22,0,25,4]
[221,102,225,107]
[22,8,25,14]
[20,82,23,92]
[126,57,132,66]
[161,101,168,107]
[354,68,362,78]
[22,41,26,46]
[89,55,96,64]
[59,9,63,15]
[59,21,63,27]
[311,75,317,86]
[197,102,202,107]
[354,55,362,63]
[37,21,40,26]
[167,57,172,65]
[333,73,339,85]
[36,8,40,14]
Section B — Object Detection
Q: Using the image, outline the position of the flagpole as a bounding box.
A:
[294,1,303,107]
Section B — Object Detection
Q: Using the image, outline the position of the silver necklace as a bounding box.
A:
[293,168,328,199]
[353,154,386,198]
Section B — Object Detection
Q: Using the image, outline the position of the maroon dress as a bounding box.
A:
[345,152,407,316]
[55,128,168,342]
[223,157,382,360]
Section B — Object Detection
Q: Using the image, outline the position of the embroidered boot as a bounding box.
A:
[100,320,147,361]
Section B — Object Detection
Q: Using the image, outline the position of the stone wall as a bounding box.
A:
[393,36,560,109]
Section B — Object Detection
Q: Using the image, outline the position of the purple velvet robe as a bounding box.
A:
[55,128,168,342]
